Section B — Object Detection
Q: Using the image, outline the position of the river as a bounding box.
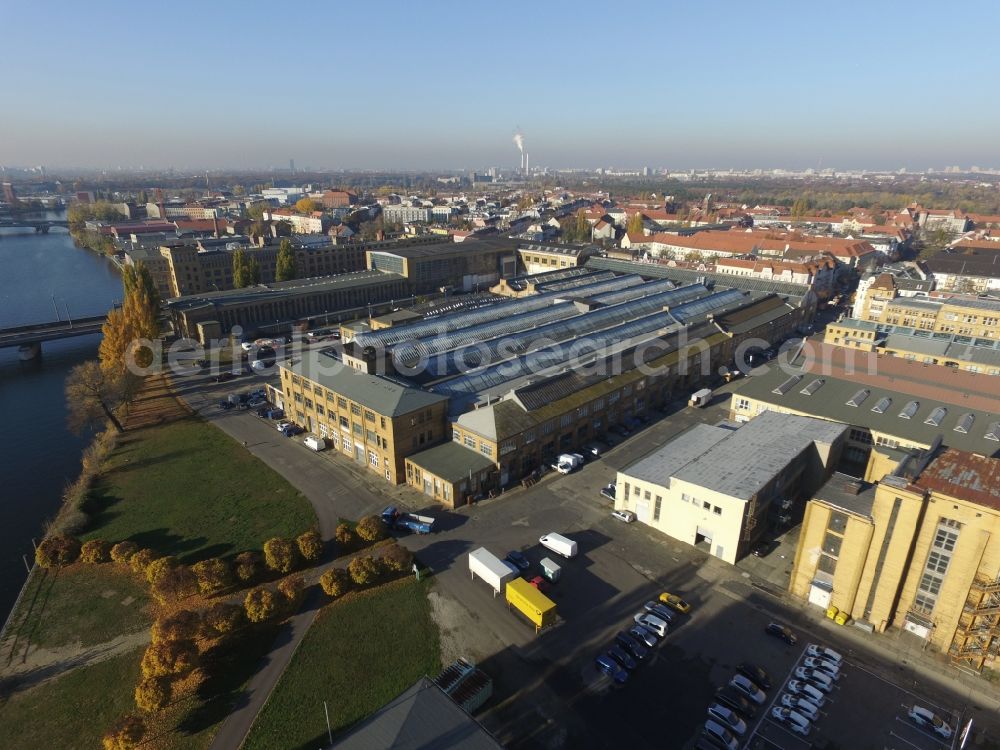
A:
[0,214,123,617]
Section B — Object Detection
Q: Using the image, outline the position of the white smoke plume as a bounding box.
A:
[513,132,524,153]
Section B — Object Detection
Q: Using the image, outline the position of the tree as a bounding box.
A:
[110,541,139,565]
[134,676,171,712]
[35,534,81,568]
[296,530,323,564]
[319,568,352,599]
[355,515,384,544]
[294,197,318,214]
[140,639,198,678]
[334,523,356,552]
[145,555,177,585]
[247,256,261,285]
[234,551,260,583]
[244,587,277,622]
[381,543,413,574]
[129,548,159,574]
[102,714,146,750]
[263,537,298,574]
[80,539,111,564]
[626,212,645,235]
[275,238,297,282]
[277,575,306,608]
[151,609,202,644]
[204,602,243,635]
[151,565,198,603]
[65,360,129,433]
[232,248,250,289]
[348,555,381,587]
[246,202,268,221]
[192,557,232,595]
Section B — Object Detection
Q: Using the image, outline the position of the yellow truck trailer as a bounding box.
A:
[505,578,557,632]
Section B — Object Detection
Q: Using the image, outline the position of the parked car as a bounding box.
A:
[601,483,617,501]
[702,720,739,750]
[584,441,606,458]
[771,707,811,736]
[633,612,668,638]
[714,686,757,719]
[527,575,549,593]
[615,631,649,661]
[641,601,674,623]
[780,694,819,721]
[803,657,840,679]
[752,540,778,558]
[706,704,747,736]
[907,706,953,738]
[785,680,825,707]
[280,424,304,437]
[806,644,843,665]
[595,654,628,684]
[611,509,635,523]
[255,406,271,418]
[658,592,692,613]
[607,645,637,671]
[276,421,292,432]
[218,400,234,410]
[765,622,797,645]
[793,667,833,693]
[215,371,235,382]
[628,625,658,648]
[729,674,766,704]
[505,550,530,570]
[736,663,772,690]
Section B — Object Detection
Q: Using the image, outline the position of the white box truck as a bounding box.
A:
[688,388,713,407]
[468,548,516,597]
[303,435,326,451]
[539,533,577,559]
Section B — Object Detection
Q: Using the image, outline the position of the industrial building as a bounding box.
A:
[614,412,847,564]
[273,262,815,500]
[791,445,1000,671]
[366,236,519,292]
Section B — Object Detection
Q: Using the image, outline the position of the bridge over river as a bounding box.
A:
[0,313,109,358]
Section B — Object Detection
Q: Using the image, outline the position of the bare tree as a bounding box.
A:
[66,360,130,433]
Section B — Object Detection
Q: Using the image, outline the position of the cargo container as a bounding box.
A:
[505,577,557,632]
[539,532,577,559]
[468,548,516,596]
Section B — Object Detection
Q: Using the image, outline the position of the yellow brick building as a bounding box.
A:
[791,447,1000,670]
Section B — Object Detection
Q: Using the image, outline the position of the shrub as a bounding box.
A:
[110,541,139,565]
[151,565,198,603]
[381,543,414,574]
[80,539,112,564]
[129,548,159,575]
[134,676,171,712]
[334,523,356,552]
[145,556,177,585]
[244,587,277,623]
[348,555,381,587]
[319,568,352,599]
[192,557,232,595]
[234,551,260,584]
[277,575,306,608]
[151,609,201,644]
[102,714,146,750]
[140,639,198,678]
[355,515,385,544]
[204,602,243,635]
[263,537,298,574]
[296,530,323,564]
[35,534,82,568]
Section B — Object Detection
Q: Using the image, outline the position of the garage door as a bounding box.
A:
[636,499,651,524]
[904,618,931,639]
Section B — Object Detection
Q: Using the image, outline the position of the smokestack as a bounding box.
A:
[521,152,524,171]
[526,153,529,174]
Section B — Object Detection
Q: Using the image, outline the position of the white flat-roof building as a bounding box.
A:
[615,412,847,564]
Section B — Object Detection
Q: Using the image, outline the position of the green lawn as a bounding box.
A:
[0,646,143,749]
[244,578,442,750]
[2,564,151,650]
[84,417,317,561]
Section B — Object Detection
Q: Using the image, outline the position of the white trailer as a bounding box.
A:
[688,388,713,407]
[468,547,516,597]
[539,533,578,559]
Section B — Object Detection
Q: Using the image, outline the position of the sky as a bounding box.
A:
[2,0,999,172]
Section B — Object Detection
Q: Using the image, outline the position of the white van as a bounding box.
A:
[539,533,577,558]
[805,669,833,693]
[633,612,669,638]
[303,435,326,451]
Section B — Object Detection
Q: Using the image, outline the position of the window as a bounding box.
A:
[933,527,959,552]
[822,533,842,557]
[293,392,303,403]
[314,385,322,395]
[353,423,362,435]
[464,435,476,448]
[817,554,838,575]
[713,506,722,516]
[304,398,313,409]
[653,496,662,521]
[380,417,386,428]
[524,430,536,444]
[337,397,347,409]
[500,439,516,456]
[316,404,325,416]
[736,398,751,411]
[682,493,691,503]
[291,375,301,386]
[560,413,573,428]
[828,511,848,534]
[624,482,630,498]
[633,485,640,497]
[703,501,711,510]
[343,436,353,452]
[369,451,378,467]
[479,443,493,457]
[340,416,349,428]
[351,404,361,416]
[644,490,651,500]
[364,410,375,422]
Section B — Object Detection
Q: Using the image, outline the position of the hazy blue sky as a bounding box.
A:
[2,0,998,171]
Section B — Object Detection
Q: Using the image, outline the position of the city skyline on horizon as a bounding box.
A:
[3,1,999,172]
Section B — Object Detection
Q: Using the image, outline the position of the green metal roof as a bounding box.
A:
[406,441,496,482]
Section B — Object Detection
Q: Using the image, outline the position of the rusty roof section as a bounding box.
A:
[915,448,1000,511]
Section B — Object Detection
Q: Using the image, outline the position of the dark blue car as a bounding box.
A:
[505,550,530,570]
[608,645,637,671]
[596,654,628,684]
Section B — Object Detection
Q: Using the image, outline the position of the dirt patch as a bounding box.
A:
[123,374,191,430]
[427,589,504,666]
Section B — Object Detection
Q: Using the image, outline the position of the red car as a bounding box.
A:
[528,576,549,593]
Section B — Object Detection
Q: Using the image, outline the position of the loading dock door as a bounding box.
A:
[808,584,832,609]
[636,499,651,524]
